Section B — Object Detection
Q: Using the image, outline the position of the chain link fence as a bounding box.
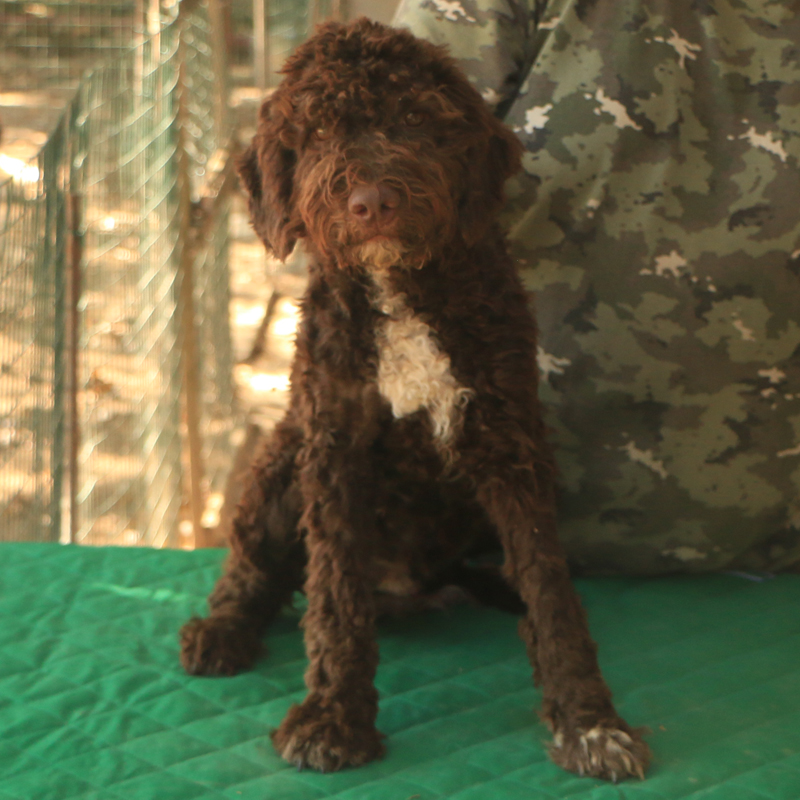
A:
[0,1,237,547]
[70,23,184,547]
[0,111,70,544]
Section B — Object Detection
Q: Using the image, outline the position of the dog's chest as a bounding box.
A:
[372,283,472,443]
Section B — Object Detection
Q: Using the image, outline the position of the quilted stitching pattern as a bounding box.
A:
[1,544,799,799]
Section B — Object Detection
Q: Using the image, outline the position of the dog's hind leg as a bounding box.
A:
[180,418,306,676]
[460,414,651,782]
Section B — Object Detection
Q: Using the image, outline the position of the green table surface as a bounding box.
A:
[1,543,799,799]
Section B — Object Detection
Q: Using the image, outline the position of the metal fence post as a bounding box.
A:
[175,10,207,546]
[65,193,83,545]
[64,85,87,545]
[45,121,67,543]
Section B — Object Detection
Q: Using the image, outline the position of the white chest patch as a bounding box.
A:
[372,282,473,444]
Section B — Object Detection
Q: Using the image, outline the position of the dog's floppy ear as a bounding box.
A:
[459,111,523,246]
[237,98,302,260]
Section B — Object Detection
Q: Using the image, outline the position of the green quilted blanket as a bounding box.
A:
[2,543,799,799]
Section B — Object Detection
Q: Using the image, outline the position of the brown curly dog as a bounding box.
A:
[180,18,650,781]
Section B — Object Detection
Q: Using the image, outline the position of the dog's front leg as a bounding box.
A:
[272,411,385,772]
[180,417,306,677]
[462,421,650,781]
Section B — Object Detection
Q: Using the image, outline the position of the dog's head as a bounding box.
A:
[239,18,522,270]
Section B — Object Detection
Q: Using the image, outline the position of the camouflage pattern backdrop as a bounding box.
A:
[393,0,800,574]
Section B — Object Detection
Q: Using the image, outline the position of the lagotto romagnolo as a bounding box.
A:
[180,18,650,781]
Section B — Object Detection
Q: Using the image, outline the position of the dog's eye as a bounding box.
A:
[404,111,425,127]
[313,126,333,141]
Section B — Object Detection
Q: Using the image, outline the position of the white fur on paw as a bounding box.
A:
[278,731,350,772]
[272,708,384,773]
[550,725,649,782]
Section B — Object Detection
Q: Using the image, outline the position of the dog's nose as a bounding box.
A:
[348,183,400,225]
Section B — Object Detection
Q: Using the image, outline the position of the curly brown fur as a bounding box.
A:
[180,18,650,781]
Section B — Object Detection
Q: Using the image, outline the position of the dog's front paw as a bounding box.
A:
[179,615,262,676]
[549,723,650,782]
[272,697,385,772]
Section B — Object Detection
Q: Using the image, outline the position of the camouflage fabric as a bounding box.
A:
[393,0,800,575]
